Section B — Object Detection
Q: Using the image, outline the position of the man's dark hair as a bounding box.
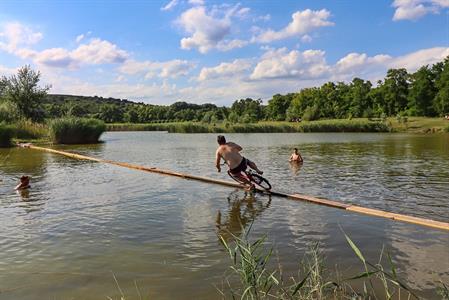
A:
[217,135,226,145]
[294,148,298,151]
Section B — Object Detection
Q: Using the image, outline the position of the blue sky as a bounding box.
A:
[0,0,448,105]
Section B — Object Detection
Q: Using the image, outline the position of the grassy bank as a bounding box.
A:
[388,116,449,133]
[107,119,390,133]
[48,118,106,144]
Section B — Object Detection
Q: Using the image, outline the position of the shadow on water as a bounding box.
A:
[216,189,272,241]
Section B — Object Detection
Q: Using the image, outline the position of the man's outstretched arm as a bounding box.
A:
[215,150,222,172]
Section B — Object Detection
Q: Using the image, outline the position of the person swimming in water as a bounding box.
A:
[289,148,303,163]
[15,176,30,190]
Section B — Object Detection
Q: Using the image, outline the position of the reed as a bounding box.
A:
[13,119,47,140]
[106,119,389,133]
[48,117,106,144]
[218,225,427,299]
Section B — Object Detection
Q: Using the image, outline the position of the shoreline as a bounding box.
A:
[106,117,449,134]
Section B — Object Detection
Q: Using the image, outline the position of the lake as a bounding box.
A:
[0,132,448,299]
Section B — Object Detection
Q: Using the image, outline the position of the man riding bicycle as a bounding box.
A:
[215,135,263,190]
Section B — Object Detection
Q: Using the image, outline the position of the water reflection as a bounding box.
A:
[289,161,303,175]
[216,190,271,241]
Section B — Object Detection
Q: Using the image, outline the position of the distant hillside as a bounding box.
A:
[44,94,140,107]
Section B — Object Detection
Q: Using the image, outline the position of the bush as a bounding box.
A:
[48,118,106,144]
[0,101,20,123]
[0,124,14,147]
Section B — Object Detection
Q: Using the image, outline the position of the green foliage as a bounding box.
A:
[13,119,47,140]
[302,105,320,121]
[106,119,389,133]
[0,123,14,147]
[1,65,50,121]
[48,118,106,144]
[434,57,449,116]
[408,66,437,116]
[0,101,21,123]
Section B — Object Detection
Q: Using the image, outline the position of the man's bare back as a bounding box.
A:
[216,142,244,170]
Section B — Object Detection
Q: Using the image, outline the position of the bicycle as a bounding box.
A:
[222,162,272,191]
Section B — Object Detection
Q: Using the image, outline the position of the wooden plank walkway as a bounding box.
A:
[26,145,449,232]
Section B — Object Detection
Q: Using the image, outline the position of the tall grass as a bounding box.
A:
[0,123,15,147]
[218,225,429,299]
[107,120,390,133]
[13,119,47,140]
[48,117,106,144]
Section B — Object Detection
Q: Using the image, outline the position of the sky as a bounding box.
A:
[0,0,448,106]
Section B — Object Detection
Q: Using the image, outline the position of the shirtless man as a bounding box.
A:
[289,148,303,163]
[215,135,263,189]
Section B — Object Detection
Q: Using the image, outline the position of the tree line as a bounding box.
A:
[1,56,448,124]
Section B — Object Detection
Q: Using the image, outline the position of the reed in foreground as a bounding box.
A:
[218,224,445,299]
[48,117,106,144]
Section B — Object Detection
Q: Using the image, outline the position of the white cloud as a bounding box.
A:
[34,48,74,68]
[392,0,449,20]
[71,38,128,64]
[188,0,204,5]
[21,38,129,68]
[76,34,85,43]
[0,64,18,76]
[254,14,271,22]
[216,39,249,51]
[253,9,334,43]
[389,47,449,69]
[178,6,231,53]
[250,48,330,80]
[0,22,43,53]
[119,59,195,79]
[177,4,250,53]
[301,34,312,43]
[198,59,252,81]
[161,0,179,11]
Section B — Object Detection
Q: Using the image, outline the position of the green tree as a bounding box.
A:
[98,105,123,123]
[67,103,88,117]
[433,56,449,115]
[1,65,50,121]
[347,78,372,118]
[266,94,294,121]
[382,68,409,115]
[407,66,436,116]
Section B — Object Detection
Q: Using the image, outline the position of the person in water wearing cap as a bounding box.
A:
[15,176,30,190]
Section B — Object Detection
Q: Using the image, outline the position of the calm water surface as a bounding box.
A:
[0,132,448,299]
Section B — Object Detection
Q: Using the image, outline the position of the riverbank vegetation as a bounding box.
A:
[107,119,390,133]
[48,118,106,144]
[1,57,448,146]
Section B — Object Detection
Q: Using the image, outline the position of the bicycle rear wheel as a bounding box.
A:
[227,170,247,185]
[250,173,272,191]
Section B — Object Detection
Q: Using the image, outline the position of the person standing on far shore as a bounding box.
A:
[289,148,303,163]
